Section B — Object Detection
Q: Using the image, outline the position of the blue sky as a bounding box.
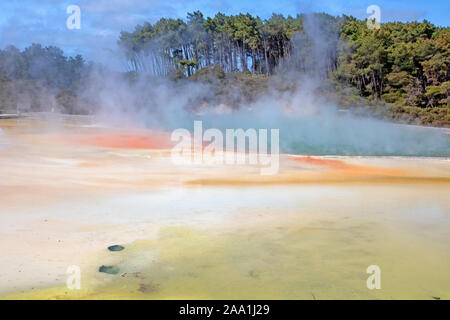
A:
[0,0,448,65]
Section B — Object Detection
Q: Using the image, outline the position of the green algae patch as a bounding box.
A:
[108,245,125,252]
[99,265,120,275]
[92,222,450,300]
[3,219,450,300]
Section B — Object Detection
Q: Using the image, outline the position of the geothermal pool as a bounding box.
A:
[0,115,449,299]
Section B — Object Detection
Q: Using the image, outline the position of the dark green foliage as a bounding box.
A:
[0,12,448,127]
[336,18,449,115]
[118,11,449,126]
[118,12,342,76]
[0,44,89,113]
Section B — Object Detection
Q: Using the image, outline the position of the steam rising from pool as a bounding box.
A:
[156,102,450,157]
[79,63,449,157]
[77,14,448,158]
[13,13,447,158]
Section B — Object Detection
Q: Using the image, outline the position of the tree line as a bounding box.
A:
[119,11,449,112]
[334,17,449,109]
[0,11,448,125]
[118,11,342,77]
[0,44,90,113]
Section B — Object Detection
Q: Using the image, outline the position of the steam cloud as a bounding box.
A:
[6,13,449,157]
[80,13,449,157]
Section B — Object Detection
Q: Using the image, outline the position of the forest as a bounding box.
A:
[0,44,90,114]
[0,12,449,126]
[118,12,341,77]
